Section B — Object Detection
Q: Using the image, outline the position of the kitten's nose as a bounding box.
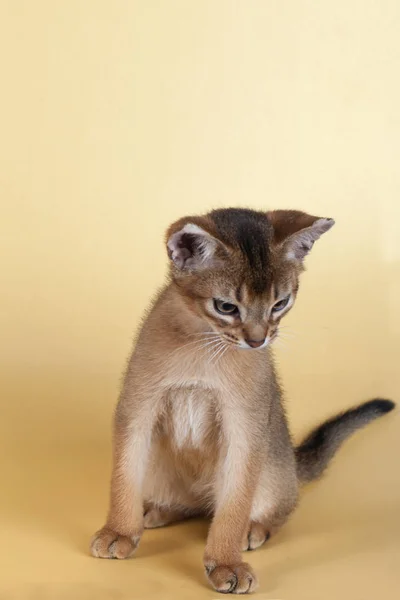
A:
[245,338,265,348]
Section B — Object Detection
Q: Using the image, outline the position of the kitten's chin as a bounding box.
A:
[238,338,271,350]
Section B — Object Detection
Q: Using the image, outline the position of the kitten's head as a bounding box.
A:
[166,208,334,349]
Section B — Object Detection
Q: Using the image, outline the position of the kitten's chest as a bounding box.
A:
[162,384,219,450]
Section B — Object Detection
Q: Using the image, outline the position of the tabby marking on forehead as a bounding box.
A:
[210,208,274,294]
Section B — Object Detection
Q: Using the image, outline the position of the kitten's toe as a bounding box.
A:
[242,522,270,551]
[205,562,258,594]
[90,526,139,559]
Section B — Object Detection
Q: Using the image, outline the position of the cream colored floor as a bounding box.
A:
[1,1,400,598]
[1,363,399,600]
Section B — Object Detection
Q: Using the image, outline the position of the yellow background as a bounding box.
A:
[1,1,399,599]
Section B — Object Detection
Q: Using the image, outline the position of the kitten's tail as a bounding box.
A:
[295,398,395,483]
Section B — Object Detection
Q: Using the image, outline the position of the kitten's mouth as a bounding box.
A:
[242,339,271,350]
[227,337,272,350]
[218,331,278,350]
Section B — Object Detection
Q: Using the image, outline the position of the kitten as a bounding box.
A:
[90,208,394,594]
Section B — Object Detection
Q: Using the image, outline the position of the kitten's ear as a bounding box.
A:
[267,210,335,261]
[166,219,223,270]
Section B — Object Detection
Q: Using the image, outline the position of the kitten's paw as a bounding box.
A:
[242,522,270,551]
[90,527,139,559]
[205,562,258,594]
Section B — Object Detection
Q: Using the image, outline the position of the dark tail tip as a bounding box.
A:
[365,398,396,414]
[296,397,396,484]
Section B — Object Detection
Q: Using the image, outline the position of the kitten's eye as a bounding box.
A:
[213,299,239,316]
[272,295,290,313]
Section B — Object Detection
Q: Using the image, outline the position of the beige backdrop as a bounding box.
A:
[1,1,399,599]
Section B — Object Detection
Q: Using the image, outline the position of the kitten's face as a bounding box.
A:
[195,271,297,350]
[166,208,334,350]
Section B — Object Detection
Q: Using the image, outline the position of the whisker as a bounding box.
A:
[188,332,221,337]
[278,327,296,336]
[278,333,295,340]
[279,326,297,336]
[214,344,229,366]
[207,342,225,365]
[211,343,226,363]
[197,338,226,359]
[208,340,224,357]
[201,339,223,356]
[282,321,330,331]
[195,339,223,353]
[168,336,221,357]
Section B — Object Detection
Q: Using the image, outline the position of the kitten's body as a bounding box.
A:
[135,286,296,526]
[91,209,394,594]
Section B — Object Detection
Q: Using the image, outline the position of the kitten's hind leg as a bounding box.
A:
[242,466,299,551]
[241,521,271,551]
[241,520,285,551]
[143,502,200,529]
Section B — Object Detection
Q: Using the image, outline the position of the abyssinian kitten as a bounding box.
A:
[90,208,395,594]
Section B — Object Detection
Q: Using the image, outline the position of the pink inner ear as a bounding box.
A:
[286,233,315,260]
[167,223,219,270]
[167,231,193,269]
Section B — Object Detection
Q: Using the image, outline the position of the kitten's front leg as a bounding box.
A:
[204,405,263,594]
[90,375,162,560]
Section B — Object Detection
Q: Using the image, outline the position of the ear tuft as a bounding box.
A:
[167,223,219,270]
